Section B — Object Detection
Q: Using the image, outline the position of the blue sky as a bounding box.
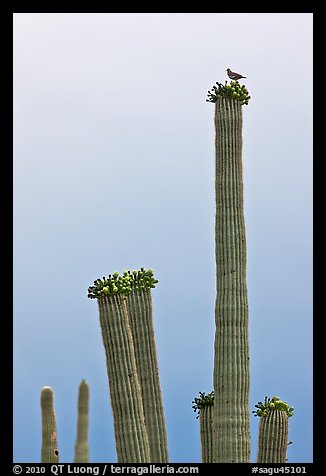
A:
[13,13,313,463]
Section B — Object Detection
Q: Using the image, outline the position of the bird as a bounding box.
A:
[226,68,246,80]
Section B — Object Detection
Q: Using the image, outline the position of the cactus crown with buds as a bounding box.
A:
[192,391,214,419]
[87,268,158,299]
[206,80,251,105]
[253,396,294,418]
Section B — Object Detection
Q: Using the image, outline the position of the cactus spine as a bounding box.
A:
[74,379,90,463]
[212,92,251,462]
[97,293,150,462]
[127,285,169,462]
[192,392,214,463]
[40,386,59,463]
[254,396,294,463]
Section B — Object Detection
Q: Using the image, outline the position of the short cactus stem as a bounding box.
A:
[40,386,59,463]
[192,392,214,463]
[200,406,214,463]
[254,396,293,463]
[212,95,251,462]
[126,287,169,462]
[97,294,150,462]
[257,411,289,463]
[74,379,90,463]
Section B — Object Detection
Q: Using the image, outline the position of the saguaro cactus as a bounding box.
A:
[126,269,169,462]
[74,379,90,463]
[40,386,59,463]
[253,396,294,463]
[207,80,251,462]
[192,392,214,463]
[88,268,168,462]
[88,273,150,462]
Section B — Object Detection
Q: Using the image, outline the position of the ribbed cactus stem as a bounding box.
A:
[126,288,169,462]
[40,386,59,463]
[192,391,214,463]
[98,294,150,463]
[74,379,90,463]
[257,410,289,463]
[254,396,293,463]
[200,405,214,463]
[213,96,250,462]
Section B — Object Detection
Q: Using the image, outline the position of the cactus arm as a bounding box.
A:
[97,293,150,462]
[213,93,251,462]
[127,286,169,462]
[74,379,90,463]
[40,387,59,463]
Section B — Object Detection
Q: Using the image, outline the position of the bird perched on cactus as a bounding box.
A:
[226,68,246,80]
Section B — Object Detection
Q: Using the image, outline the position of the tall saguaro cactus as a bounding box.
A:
[74,379,90,463]
[40,386,59,463]
[126,272,168,462]
[207,81,251,462]
[88,268,166,463]
[254,396,294,463]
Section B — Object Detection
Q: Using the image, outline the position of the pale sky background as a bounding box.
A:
[13,13,313,463]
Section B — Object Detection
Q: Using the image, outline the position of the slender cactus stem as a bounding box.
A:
[213,96,250,462]
[200,405,214,463]
[192,391,214,463]
[74,379,90,463]
[98,293,150,462]
[127,288,169,462]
